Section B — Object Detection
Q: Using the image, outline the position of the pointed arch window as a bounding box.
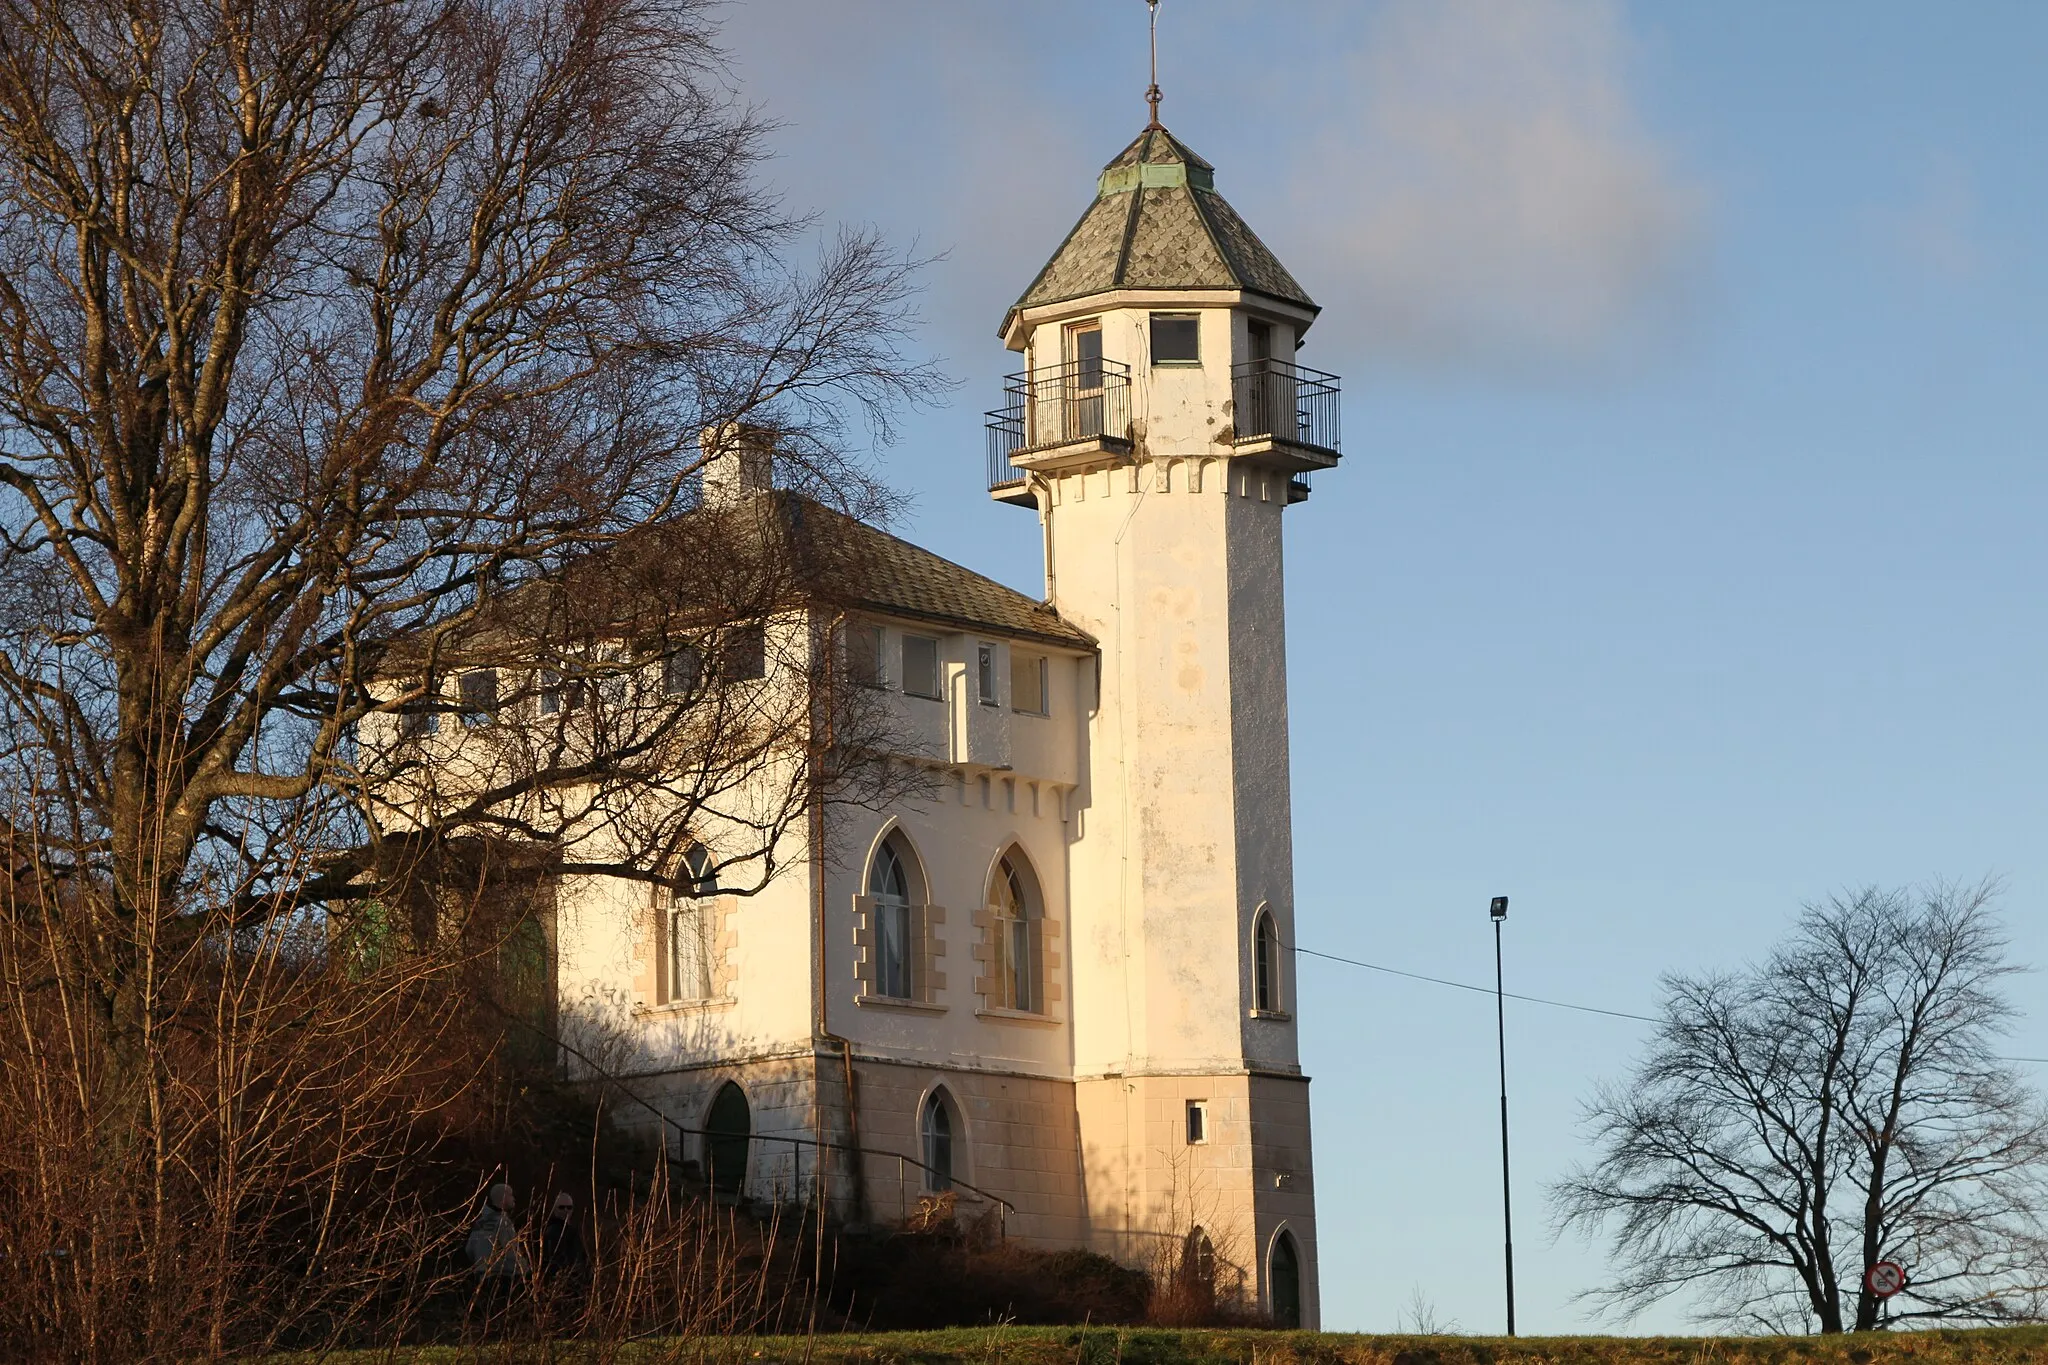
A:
[662,844,718,1003]
[868,836,916,1000]
[921,1089,957,1192]
[1254,908,1282,1014]
[987,851,1041,1013]
[1269,1229,1303,1328]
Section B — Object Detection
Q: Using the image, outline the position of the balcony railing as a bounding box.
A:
[986,406,1027,492]
[985,359,1133,492]
[1231,358,1341,455]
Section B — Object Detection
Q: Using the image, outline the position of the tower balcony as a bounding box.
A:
[986,359,1134,505]
[1230,359,1341,470]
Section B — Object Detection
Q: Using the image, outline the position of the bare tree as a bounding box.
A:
[1554,881,2048,1333]
[0,0,934,1355]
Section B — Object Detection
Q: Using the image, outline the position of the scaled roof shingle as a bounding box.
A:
[1003,125,1315,335]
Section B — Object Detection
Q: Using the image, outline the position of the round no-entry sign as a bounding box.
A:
[1865,1261,1908,1298]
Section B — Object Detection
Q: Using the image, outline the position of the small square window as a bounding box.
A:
[1150,313,1200,365]
[847,623,885,688]
[901,633,940,700]
[537,669,566,716]
[397,689,439,740]
[1185,1100,1208,1145]
[458,669,499,726]
[1011,652,1047,716]
[663,645,703,699]
[976,644,998,707]
[720,624,766,681]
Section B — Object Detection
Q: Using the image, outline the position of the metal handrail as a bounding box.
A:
[498,1005,1017,1226]
[1231,357,1341,455]
[984,358,1132,490]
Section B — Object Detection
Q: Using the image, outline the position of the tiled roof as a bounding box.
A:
[1003,125,1315,334]
[801,501,1094,650]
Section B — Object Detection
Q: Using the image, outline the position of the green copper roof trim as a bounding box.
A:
[1098,161,1215,195]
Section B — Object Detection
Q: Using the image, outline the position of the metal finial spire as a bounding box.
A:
[1145,0,1163,128]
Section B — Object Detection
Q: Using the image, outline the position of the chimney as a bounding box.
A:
[700,423,775,506]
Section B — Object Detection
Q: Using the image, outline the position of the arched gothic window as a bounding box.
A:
[663,844,717,1002]
[921,1088,957,1192]
[1178,1226,1218,1311]
[867,834,919,1000]
[1254,908,1281,1014]
[1269,1229,1303,1328]
[987,850,1041,1013]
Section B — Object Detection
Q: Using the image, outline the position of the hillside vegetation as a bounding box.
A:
[298,1323,2048,1364]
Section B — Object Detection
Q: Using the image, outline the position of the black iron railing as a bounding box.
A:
[984,359,1133,492]
[1231,358,1341,455]
[986,405,1027,492]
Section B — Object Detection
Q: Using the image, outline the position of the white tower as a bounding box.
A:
[990,121,1338,1327]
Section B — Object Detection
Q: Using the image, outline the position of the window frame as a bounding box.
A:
[899,632,941,701]
[920,1090,957,1192]
[1011,651,1048,716]
[660,845,720,1004]
[986,850,1043,1015]
[1149,311,1201,366]
[1185,1099,1208,1146]
[867,835,921,1001]
[719,623,767,682]
[976,643,999,707]
[1253,908,1285,1015]
[457,669,499,726]
[846,621,886,689]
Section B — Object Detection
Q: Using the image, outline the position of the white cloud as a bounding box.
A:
[1292,0,1703,371]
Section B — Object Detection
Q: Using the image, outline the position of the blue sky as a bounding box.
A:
[716,0,2048,1334]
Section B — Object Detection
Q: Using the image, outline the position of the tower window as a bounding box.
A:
[901,633,940,699]
[1186,1099,1208,1145]
[1066,321,1104,389]
[1012,651,1047,716]
[1150,313,1200,365]
[1254,909,1283,1014]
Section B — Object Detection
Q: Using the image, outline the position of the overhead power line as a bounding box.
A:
[1288,943,1658,1022]
[1288,941,2048,1065]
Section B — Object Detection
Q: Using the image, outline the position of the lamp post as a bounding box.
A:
[1490,894,1516,1337]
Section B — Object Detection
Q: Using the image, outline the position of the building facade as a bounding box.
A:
[547,122,1338,1327]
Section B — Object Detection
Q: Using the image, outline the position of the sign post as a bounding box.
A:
[1865,1260,1907,1327]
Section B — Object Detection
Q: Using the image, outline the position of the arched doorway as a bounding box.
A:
[1269,1230,1302,1328]
[705,1082,750,1198]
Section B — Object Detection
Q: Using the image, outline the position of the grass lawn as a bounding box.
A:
[283,1323,2048,1364]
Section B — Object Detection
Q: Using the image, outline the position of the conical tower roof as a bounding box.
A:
[1001,125,1316,340]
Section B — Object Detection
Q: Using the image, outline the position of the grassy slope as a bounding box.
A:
[294,1324,2048,1364]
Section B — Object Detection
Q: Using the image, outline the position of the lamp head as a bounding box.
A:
[1489,895,1509,921]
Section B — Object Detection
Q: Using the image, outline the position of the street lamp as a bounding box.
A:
[1491,894,1516,1337]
